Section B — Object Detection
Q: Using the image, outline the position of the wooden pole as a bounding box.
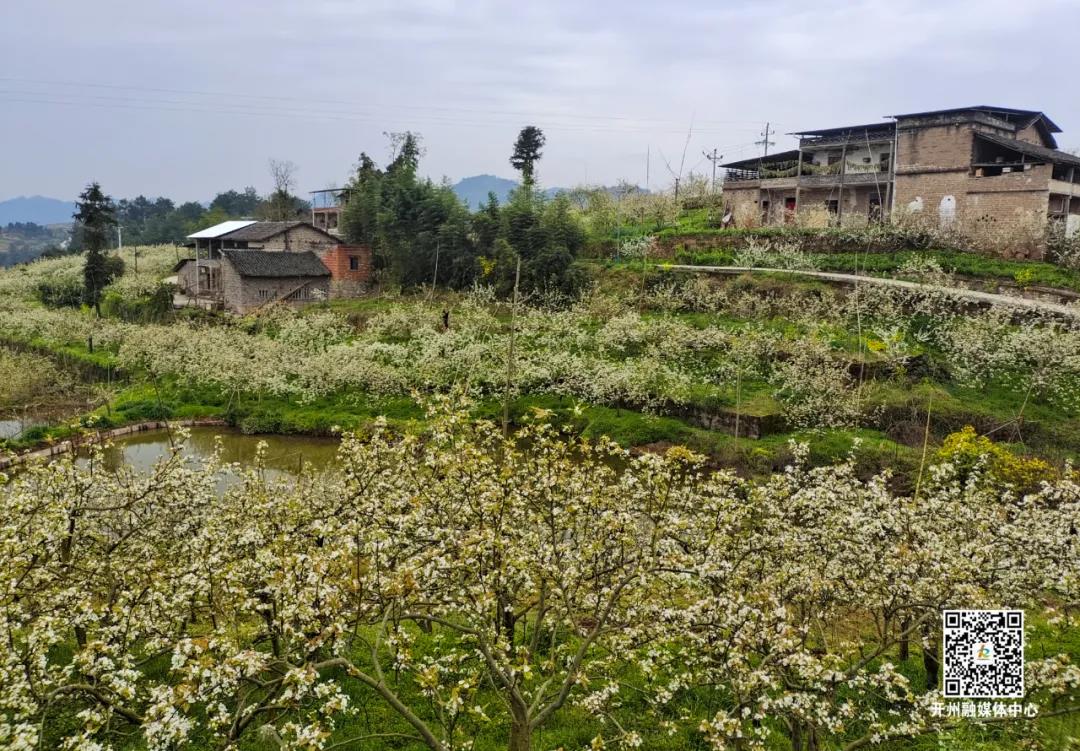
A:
[502,256,521,438]
[836,132,850,225]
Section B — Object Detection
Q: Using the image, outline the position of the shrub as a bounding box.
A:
[937,426,1054,490]
[35,278,84,308]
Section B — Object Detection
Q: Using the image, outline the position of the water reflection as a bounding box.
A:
[80,427,340,484]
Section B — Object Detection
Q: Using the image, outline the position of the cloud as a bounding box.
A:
[1,0,1078,200]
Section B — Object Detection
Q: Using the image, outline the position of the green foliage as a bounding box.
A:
[672,245,1080,292]
[509,125,545,187]
[75,182,122,313]
[341,135,479,289]
[492,189,586,297]
[35,277,83,308]
[207,187,261,217]
[340,132,586,297]
[937,425,1055,491]
[99,282,174,322]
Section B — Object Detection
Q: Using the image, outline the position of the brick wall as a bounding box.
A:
[316,245,373,290]
[896,122,974,174]
[1016,122,1052,147]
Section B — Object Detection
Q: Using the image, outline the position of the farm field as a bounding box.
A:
[1,239,1080,750]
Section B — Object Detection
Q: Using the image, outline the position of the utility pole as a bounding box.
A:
[756,122,775,157]
[502,255,522,439]
[703,148,724,192]
[645,146,650,192]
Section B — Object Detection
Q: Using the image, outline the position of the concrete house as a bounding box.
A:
[721,106,1080,256]
[175,220,372,312]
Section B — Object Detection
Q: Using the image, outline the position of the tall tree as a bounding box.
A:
[75,182,122,316]
[509,126,546,188]
[210,187,262,217]
[340,133,478,288]
[264,159,300,221]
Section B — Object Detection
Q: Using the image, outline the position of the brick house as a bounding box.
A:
[176,220,373,310]
[309,188,353,236]
[721,106,1080,256]
[175,251,330,313]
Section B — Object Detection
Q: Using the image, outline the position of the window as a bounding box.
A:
[826,199,839,214]
[349,255,360,271]
[827,153,841,166]
[258,289,272,300]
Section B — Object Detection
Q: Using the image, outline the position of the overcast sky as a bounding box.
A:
[3,0,1079,203]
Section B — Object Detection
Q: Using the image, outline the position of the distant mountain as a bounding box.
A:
[450,175,568,209]
[451,175,520,209]
[0,196,76,225]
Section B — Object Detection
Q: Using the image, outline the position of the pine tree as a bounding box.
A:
[509,126,546,189]
[75,182,120,316]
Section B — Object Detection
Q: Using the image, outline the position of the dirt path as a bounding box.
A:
[663,265,1080,319]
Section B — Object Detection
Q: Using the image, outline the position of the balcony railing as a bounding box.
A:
[725,161,889,183]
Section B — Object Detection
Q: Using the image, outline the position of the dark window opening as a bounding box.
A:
[349,255,360,271]
[826,199,839,214]
[869,197,882,222]
[784,197,797,224]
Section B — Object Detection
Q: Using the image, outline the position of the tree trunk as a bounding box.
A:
[509,719,531,751]
[922,621,939,690]
[898,617,910,661]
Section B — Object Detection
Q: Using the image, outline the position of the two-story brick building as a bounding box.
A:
[175,220,373,312]
[721,106,1080,255]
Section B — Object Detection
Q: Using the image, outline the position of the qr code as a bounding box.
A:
[942,610,1024,698]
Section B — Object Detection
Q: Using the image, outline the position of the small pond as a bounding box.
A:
[80,427,341,481]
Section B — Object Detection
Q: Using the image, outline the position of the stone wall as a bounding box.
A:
[254,225,339,252]
[219,261,331,314]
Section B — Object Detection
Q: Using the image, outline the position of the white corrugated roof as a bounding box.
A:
[187,220,257,239]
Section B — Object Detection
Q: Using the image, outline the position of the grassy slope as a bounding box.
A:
[668,247,1080,293]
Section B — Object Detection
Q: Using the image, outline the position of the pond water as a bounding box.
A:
[82,427,341,480]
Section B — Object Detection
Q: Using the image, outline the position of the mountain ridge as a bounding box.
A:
[0,195,77,226]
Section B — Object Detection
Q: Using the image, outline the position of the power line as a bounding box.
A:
[0,76,783,130]
[0,91,771,136]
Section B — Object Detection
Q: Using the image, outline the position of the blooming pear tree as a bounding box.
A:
[3,406,1080,750]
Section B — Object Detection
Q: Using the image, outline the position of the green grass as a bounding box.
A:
[670,247,1080,293]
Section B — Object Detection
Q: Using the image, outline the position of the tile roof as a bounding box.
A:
[892,106,1062,134]
[974,132,1080,168]
[220,250,330,278]
[220,221,307,242]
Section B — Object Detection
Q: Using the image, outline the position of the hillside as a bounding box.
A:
[0,195,76,225]
[0,222,70,266]
[450,174,565,208]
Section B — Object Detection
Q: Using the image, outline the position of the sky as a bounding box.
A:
[3,0,1079,203]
